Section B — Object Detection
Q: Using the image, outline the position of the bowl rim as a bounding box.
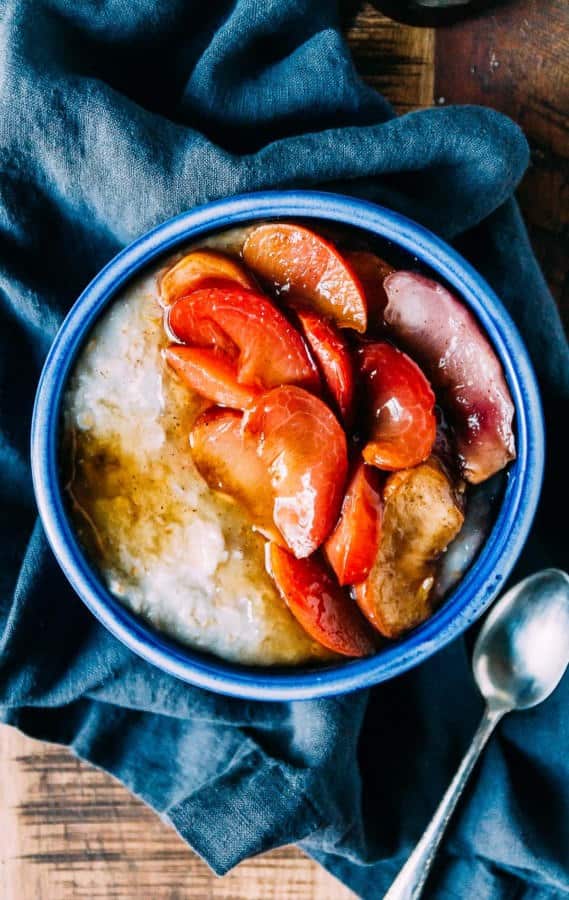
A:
[31,190,545,701]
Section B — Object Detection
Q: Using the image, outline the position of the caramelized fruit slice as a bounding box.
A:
[346,251,394,323]
[357,342,436,471]
[190,407,279,542]
[324,461,383,586]
[159,249,256,307]
[267,543,376,657]
[355,460,464,638]
[164,346,260,410]
[293,305,354,423]
[242,224,367,332]
[168,287,319,391]
[383,271,515,483]
[245,386,348,558]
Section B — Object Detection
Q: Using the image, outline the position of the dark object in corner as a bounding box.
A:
[370,0,509,26]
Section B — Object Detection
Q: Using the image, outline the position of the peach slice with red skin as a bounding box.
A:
[244,386,348,558]
[168,286,319,392]
[292,305,355,424]
[324,461,383,586]
[159,249,256,307]
[267,543,376,657]
[357,342,436,471]
[190,407,280,543]
[383,271,515,483]
[242,223,368,332]
[164,346,261,410]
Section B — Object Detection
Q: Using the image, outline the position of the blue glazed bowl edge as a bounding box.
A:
[30,190,545,701]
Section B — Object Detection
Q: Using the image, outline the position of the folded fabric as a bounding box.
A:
[1,1,567,897]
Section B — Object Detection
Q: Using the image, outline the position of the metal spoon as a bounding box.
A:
[384,568,569,900]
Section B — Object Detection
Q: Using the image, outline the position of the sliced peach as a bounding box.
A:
[383,272,516,483]
[159,249,256,307]
[190,407,279,542]
[242,224,367,332]
[355,459,464,638]
[168,295,239,358]
[346,251,394,324]
[357,342,436,471]
[324,461,383,586]
[168,287,319,392]
[292,305,355,423]
[267,543,376,657]
[245,386,348,558]
[164,346,260,410]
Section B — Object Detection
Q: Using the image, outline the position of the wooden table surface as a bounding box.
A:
[1,3,567,899]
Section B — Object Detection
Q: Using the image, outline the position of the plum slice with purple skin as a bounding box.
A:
[383,272,516,484]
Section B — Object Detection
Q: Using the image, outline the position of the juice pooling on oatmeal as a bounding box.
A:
[62,222,515,664]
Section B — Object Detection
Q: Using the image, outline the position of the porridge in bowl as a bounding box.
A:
[62,222,515,665]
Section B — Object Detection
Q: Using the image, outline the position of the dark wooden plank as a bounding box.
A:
[435,0,569,326]
[347,1,434,111]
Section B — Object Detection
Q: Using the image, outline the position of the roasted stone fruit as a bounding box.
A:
[164,346,260,410]
[357,342,436,471]
[292,305,354,424]
[242,223,368,332]
[159,249,256,306]
[346,251,393,324]
[244,386,348,558]
[190,407,280,542]
[267,543,376,657]
[168,286,319,397]
[325,461,383,586]
[154,223,519,659]
[383,272,515,483]
[355,459,464,638]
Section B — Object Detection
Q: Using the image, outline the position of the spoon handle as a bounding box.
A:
[384,706,505,900]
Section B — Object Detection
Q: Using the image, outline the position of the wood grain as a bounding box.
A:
[0,727,355,900]
[435,0,569,325]
[347,2,435,111]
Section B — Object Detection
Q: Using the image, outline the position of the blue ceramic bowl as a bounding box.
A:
[31,191,544,701]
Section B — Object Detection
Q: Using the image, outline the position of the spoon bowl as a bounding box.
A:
[473,568,569,712]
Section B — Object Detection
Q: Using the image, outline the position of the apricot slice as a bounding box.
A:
[244,386,348,558]
[159,249,256,307]
[165,346,260,410]
[293,305,355,423]
[168,287,319,392]
[267,543,376,657]
[190,407,279,542]
[325,461,383,586]
[357,342,436,471]
[242,224,367,332]
[346,251,394,323]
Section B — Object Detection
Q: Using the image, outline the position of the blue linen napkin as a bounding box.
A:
[1,1,568,897]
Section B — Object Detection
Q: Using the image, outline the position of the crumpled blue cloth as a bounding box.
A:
[1,1,568,897]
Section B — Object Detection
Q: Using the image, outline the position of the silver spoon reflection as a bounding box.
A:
[384,568,569,900]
